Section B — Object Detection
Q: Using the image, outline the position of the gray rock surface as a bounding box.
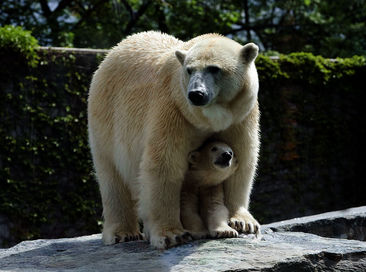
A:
[266,206,366,241]
[1,207,366,272]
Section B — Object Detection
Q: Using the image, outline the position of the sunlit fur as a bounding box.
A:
[88,31,260,249]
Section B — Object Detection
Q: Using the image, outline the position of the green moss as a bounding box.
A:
[0,25,39,67]
[279,52,331,84]
[256,55,288,81]
[256,52,366,86]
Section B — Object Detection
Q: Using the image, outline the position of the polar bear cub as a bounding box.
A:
[181,141,239,239]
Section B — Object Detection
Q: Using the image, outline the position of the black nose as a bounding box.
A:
[188,91,209,106]
[214,151,233,168]
[221,152,232,163]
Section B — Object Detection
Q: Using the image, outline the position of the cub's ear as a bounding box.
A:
[240,43,259,63]
[175,50,187,65]
[188,151,199,164]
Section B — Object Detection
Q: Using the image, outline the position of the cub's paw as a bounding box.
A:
[103,231,145,245]
[102,224,144,245]
[190,229,210,240]
[209,225,238,238]
[149,229,193,249]
[228,210,260,235]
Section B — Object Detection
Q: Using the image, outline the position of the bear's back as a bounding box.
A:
[117,31,183,54]
[109,31,183,68]
[92,31,183,96]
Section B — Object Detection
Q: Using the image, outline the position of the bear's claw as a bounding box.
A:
[150,230,193,249]
[210,225,238,238]
[228,216,260,235]
[104,231,145,245]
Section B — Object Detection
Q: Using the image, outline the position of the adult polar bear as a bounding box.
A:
[88,31,260,249]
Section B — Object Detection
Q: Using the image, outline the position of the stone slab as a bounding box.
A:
[1,231,365,271]
[1,206,366,271]
[266,206,366,241]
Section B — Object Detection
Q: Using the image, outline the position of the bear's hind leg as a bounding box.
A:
[95,157,143,245]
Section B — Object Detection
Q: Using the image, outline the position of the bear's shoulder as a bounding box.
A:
[116,31,183,51]
[183,33,226,49]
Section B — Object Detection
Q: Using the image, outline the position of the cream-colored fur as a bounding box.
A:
[88,31,260,249]
[181,141,239,239]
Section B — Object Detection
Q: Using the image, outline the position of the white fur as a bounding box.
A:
[88,31,261,249]
[202,104,233,132]
[181,142,239,239]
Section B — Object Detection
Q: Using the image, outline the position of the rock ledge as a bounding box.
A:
[1,206,366,272]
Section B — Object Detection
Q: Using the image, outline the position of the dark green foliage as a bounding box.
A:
[1,0,365,57]
[0,27,102,247]
[0,25,39,68]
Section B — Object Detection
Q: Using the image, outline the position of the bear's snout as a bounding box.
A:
[188,90,209,106]
[222,151,232,162]
[214,151,233,167]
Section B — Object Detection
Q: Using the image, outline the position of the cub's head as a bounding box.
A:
[175,36,259,131]
[188,141,238,186]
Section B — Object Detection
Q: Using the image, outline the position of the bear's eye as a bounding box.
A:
[211,147,218,152]
[186,67,193,75]
[207,65,221,74]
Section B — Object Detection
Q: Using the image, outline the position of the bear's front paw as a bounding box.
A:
[190,229,210,240]
[103,230,145,245]
[209,224,238,238]
[148,229,193,249]
[102,223,145,245]
[228,210,260,235]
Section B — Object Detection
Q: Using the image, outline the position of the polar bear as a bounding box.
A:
[181,141,239,239]
[88,31,260,249]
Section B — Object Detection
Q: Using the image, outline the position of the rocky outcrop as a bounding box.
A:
[266,206,366,241]
[1,206,366,272]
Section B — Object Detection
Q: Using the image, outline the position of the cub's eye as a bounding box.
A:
[211,147,218,152]
[186,67,193,75]
[207,65,221,74]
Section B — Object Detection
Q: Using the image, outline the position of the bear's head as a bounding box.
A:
[175,37,259,131]
[188,141,238,187]
[189,141,238,171]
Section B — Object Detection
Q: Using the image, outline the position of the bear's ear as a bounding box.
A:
[240,43,259,63]
[188,151,199,164]
[175,50,187,65]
